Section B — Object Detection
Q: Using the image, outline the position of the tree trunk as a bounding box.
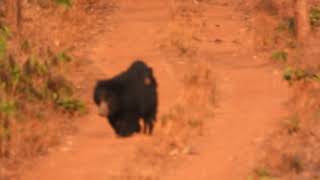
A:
[5,0,22,34]
[295,0,310,46]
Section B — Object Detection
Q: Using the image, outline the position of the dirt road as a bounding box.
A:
[22,1,290,179]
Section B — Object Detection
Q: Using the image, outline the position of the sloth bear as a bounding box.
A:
[93,60,158,137]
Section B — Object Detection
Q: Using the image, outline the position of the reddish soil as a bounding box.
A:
[21,1,291,179]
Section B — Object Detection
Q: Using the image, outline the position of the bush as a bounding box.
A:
[0,28,85,166]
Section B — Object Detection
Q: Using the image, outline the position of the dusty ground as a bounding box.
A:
[20,0,291,180]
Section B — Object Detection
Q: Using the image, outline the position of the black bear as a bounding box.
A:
[93,60,158,137]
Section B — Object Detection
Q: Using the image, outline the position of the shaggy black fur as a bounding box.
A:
[93,60,158,137]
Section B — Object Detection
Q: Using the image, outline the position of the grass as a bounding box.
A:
[258,65,320,179]
[0,36,5,59]
[159,1,204,59]
[254,167,271,177]
[282,66,320,84]
[276,17,295,34]
[0,123,10,139]
[252,167,277,180]
[163,26,200,57]
[55,97,86,114]
[0,24,9,59]
[0,22,85,168]
[252,3,320,180]
[24,55,49,77]
[187,117,202,128]
[271,50,288,62]
[310,7,320,27]
[285,114,300,134]
[55,51,72,63]
[0,24,12,38]
[0,99,16,157]
[0,99,17,118]
[55,0,72,8]
[0,53,84,121]
[21,40,31,52]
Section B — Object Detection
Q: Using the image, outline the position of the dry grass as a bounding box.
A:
[159,0,206,59]
[252,13,296,54]
[0,1,109,178]
[251,0,320,51]
[246,1,320,179]
[0,52,84,179]
[251,81,320,180]
[0,113,76,179]
[7,0,117,58]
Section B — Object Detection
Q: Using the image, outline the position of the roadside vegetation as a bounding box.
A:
[0,0,115,178]
[245,0,320,179]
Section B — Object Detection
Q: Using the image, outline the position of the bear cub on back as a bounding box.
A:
[93,60,158,137]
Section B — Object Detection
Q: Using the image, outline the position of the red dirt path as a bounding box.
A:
[22,1,290,179]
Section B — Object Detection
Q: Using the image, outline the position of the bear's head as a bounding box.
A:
[93,80,119,117]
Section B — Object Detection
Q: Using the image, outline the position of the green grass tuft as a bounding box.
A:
[276,17,295,34]
[0,24,12,38]
[57,51,72,63]
[252,167,277,180]
[0,99,17,118]
[271,50,288,62]
[23,55,49,77]
[55,97,86,114]
[55,0,72,8]
[0,35,6,59]
[282,66,320,84]
[310,7,320,27]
